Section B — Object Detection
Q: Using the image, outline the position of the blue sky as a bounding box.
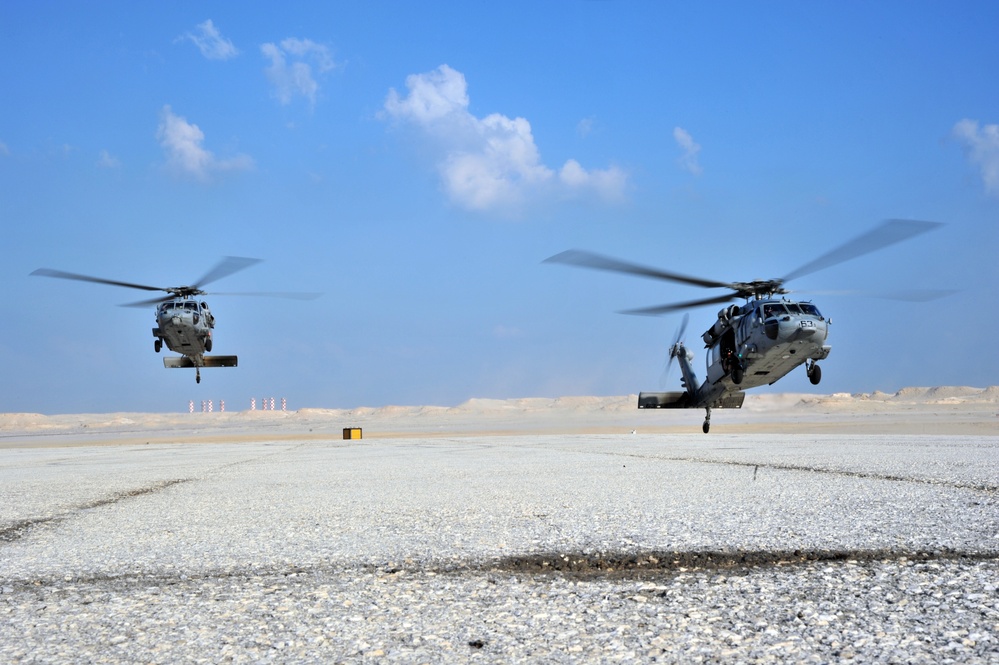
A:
[2,2,997,414]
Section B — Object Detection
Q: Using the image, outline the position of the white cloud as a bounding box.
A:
[261,38,335,106]
[96,150,120,168]
[673,127,702,176]
[952,118,999,197]
[383,64,628,212]
[156,105,252,182]
[182,19,238,60]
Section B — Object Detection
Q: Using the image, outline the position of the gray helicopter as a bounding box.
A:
[31,257,319,383]
[545,219,943,433]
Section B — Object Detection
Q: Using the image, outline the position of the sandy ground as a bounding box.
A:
[0,387,997,661]
[1,386,996,447]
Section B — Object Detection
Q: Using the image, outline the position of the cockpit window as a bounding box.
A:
[784,303,803,314]
[762,303,787,318]
[185,302,197,311]
[798,303,822,317]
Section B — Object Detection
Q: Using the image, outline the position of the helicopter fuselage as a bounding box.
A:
[153,298,216,359]
[151,298,237,382]
[709,298,830,391]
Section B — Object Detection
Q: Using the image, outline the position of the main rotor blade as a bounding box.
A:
[192,256,263,290]
[544,250,732,290]
[210,291,323,300]
[782,219,942,283]
[31,268,166,293]
[620,292,737,316]
[119,291,323,308]
[121,295,175,308]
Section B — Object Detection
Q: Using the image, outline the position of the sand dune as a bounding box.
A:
[1,386,996,445]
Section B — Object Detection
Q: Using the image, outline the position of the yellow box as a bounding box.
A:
[343,427,362,440]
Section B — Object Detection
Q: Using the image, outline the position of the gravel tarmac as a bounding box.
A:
[1,431,997,663]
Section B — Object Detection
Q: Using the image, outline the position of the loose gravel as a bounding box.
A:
[1,432,997,663]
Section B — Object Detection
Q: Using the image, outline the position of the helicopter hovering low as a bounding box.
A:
[31,257,319,383]
[545,219,943,433]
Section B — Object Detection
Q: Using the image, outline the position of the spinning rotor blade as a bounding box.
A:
[620,292,739,316]
[120,295,177,308]
[782,219,942,283]
[192,256,263,290]
[544,250,732,290]
[30,268,167,293]
[120,291,322,308]
[210,291,323,300]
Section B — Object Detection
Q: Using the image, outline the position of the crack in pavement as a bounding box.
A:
[652,455,999,492]
[1,442,312,546]
[5,547,999,591]
[480,547,999,578]
[0,479,193,544]
[518,442,999,493]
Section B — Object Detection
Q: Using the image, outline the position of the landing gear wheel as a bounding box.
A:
[154,339,162,353]
[196,369,201,384]
[205,338,213,352]
[732,365,744,385]
[702,421,710,434]
[808,362,822,386]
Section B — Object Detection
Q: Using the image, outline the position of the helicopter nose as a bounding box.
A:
[790,319,826,341]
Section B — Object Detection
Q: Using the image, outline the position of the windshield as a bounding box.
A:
[762,303,787,318]
[798,303,822,317]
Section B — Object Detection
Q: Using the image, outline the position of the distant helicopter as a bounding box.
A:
[545,219,944,433]
[31,257,320,383]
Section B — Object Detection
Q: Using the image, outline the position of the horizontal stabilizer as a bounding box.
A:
[163,355,238,369]
[638,392,691,409]
[638,391,746,409]
[714,392,746,409]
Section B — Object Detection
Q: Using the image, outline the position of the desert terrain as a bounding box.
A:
[1,387,997,662]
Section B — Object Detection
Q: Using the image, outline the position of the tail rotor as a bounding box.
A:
[661,313,689,388]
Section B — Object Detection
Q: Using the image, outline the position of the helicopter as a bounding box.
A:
[545,219,943,433]
[31,257,319,383]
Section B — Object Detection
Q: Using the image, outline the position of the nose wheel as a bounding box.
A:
[196,368,201,384]
[702,406,711,434]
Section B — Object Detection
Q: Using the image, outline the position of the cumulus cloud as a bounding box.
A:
[181,19,238,60]
[673,127,702,176]
[952,118,999,197]
[261,38,335,106]
[383,64,627,212]
[156,106,252,182]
